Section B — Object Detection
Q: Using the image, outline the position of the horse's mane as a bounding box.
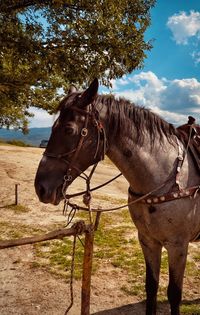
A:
[95,94,178,146]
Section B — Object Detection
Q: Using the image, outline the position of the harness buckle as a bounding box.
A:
[64,174,73,182]
[177,155,183,161]
[81,128,88,137]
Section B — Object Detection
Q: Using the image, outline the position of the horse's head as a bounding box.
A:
[35,78,105,205]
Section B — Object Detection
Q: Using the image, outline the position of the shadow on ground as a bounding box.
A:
[92,299,200,315]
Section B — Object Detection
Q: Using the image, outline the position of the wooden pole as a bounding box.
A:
[15,183,19,205]
[81,228,94,315]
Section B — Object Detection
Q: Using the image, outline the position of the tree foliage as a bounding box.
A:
[0,0,155,130]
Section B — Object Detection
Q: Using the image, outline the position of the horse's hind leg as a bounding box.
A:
[166,242,188,315]
[138,233,162,315]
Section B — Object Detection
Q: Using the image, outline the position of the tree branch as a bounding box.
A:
[0,0,81,13]
[0,0,50,12]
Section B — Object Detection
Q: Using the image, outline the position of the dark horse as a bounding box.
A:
[35,79,200,315]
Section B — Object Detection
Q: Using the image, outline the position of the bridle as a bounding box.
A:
[43,103,107,196]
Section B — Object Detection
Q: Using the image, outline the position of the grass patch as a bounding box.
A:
[34,237,85,279]
[0,221,47,240]
[181,302,200,314]
[4,204,30,213]
[0,138,30,147]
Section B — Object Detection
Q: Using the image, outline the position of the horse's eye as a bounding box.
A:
[65,126,74,135]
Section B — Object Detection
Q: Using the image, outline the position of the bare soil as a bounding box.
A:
[0,145,199,315]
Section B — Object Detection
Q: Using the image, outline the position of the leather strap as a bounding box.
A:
[128,185,200,205]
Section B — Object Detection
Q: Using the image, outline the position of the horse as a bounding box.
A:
[35,78,200,315]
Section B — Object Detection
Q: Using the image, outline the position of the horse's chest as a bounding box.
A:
[129,204,177,241]
[129,204,159,232]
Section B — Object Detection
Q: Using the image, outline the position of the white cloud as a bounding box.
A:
[167,10,200,45]
[152,107,187,125]
[161,78,200,115]
[29,107,55,128]
[111,71,200,125]
[116,75,129,86]
[30,72,200,127]
[191,50,200,65]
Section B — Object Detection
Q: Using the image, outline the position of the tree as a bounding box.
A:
[0,0,155,130]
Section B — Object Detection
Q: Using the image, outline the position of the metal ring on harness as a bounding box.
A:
[64,174,73,182]
[81,128,88,137]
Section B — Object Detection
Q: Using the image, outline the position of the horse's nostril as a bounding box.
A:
[38,184,46,198]
[35,181,47,200]
[35,181,58,204]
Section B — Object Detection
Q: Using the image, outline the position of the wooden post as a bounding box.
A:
[81,227,94,315]
[15,184,20,205]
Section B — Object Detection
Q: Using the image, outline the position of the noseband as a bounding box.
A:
[43,104,107,192]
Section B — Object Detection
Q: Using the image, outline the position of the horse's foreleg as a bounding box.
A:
[166,242,188,315]
[139,233,162,315]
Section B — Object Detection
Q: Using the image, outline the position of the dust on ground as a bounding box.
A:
[0,145,199,315]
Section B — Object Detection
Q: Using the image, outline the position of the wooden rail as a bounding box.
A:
[0,220,95,315]
[0,221,87,249]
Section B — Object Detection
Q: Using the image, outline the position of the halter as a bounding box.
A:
[43,104,107,196]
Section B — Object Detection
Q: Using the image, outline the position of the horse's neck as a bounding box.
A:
[106,133,179,193]
[98,99,199,193]
[97,98,200,192]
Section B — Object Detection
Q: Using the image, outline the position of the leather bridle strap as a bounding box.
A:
[64,105,90,182]
[43,104,107,199]
[43,105,91,180]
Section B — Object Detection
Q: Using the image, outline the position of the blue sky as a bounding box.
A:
[30,0,200,127]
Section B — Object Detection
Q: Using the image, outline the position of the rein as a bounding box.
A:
[65,184,200,214]
[65,172,122,199]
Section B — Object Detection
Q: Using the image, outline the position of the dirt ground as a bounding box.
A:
[0,145,199,315]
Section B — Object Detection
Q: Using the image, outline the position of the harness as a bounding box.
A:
[128,118,200,205]
[177,116,200,171]
[44,108,200,213]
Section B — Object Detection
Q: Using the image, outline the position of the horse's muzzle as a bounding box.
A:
[34,172,64,205]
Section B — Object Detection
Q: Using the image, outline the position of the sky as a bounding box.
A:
[29,0,200,127]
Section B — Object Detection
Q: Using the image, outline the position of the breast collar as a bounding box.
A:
[129,137,200,205]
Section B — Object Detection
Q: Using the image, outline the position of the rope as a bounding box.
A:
[65,172,122,200]
[66,180,169,213]
[63,220,87,314]
[64,234,77,314]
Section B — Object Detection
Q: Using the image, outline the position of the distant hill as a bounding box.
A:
[0,127,51,146]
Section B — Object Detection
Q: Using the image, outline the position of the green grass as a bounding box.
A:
[0,221,46,240]
[34,237,85,279]
[0,138,30,147]
[4,204,30,213]
[180,302,200,314]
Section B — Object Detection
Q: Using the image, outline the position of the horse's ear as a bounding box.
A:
[79,78,99,108]
[68,85,77,95]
